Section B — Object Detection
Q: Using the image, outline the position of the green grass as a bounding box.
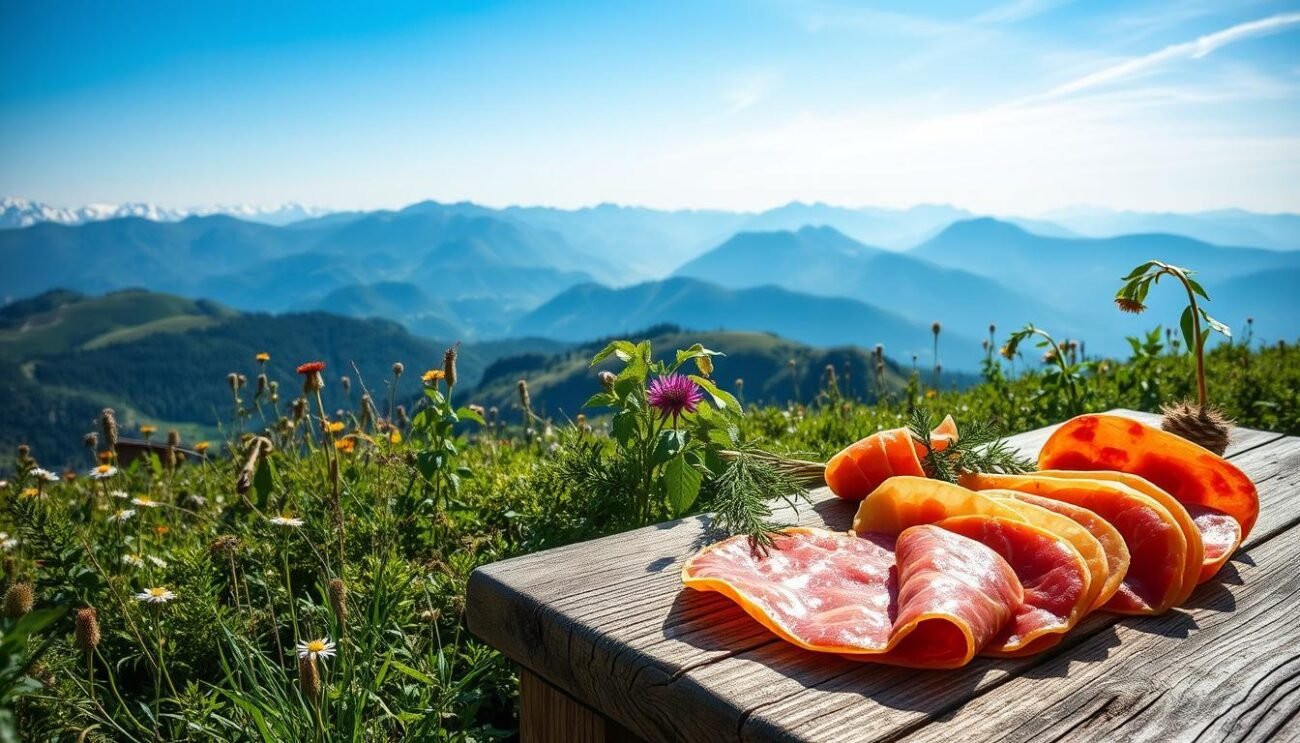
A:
[0,333,1295,741]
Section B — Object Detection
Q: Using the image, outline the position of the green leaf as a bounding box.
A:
[652,429,687,466]
[590,340,638,367]
[1185,276,1210,301]
[582,392,617,409]
[689,375,741,413]
[664,454,702,517]
[1180,305,1196,353]
[1122,261,1156,281]
[1199,307,1232,338]
[673,344,724,371]
[455,406,485,425]
[611,409,639,447]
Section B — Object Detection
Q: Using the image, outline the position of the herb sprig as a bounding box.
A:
[908,408,1035,482]
[711,444,813,552]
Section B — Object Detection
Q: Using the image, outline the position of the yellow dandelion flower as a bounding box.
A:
[195,441,211,453]
[925,389,938,399]
[389,431,402,445]
[255,352,271,362]
[140,425,157,435]
[20,487,40,499]
[327,421,345,434]
[335,437,356,454]
[422,369,445,386]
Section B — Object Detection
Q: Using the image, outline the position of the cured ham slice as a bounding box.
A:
[961,472,1190,614]
[825,416,957,500]
[980,490,1114,612]
[992,491,1130,613]
[851,478,1092,655]
[1034,468,1231,584]
[1037,414,1258,577]
[681,526,1023,668]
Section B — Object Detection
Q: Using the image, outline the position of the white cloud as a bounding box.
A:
[1046,12,1300,99]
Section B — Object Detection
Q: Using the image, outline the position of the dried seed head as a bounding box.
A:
[1115,297,1146,314]
[298,655,321,701]
[4,581,34,618]
[598,370,616,391]
[16,444,31,463]
[517,379,531,411]
[75,607,100,653]
[167,429,181,447]
[488,406,499,423]
[392,362,404,378]
[1161,401,1232,456]
[989,323,996,335]
[443,346,459,388]
[84,432,98,450]
[292,397,308,421]
[208,534,242,557]
[237,374,247,389]
[256,373,269,397]
[360,394,377,430]
[100,408,118,450]
[824,364,837,385]
[328,578,348,626]
[396,404,409,428]
[932,322,941,336]
[340,376,351,394]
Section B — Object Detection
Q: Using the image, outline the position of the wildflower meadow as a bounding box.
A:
[0,318,1296,741]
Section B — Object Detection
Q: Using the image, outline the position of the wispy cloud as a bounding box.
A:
[1046,12,1300,99]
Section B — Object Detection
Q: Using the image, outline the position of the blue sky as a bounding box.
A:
[2,1,1299,213]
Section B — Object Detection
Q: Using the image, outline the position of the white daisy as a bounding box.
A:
[109,490,129,499]
[31,468,59,483]
[135,587,176,604]
[268,514,304,528]
[122,554,145,568]
[131,496,162,508]
[146,555,168,568]
[107,508,136,523]
[89,465,118,480]
[296,638,337,662]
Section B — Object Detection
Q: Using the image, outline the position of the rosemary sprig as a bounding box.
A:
[712,444,812,551]
[908,408,1035,482]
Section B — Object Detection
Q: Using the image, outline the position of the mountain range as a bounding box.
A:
[1,198,1297,370]
[0,197,334,229]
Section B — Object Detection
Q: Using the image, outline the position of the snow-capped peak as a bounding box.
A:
[0,197,333,229]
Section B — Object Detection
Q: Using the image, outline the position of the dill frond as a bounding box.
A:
[711,444,811,552]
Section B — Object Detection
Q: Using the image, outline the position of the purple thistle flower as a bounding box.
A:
[647,374,703,426]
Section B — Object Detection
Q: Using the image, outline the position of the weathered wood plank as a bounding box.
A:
[465,412,1290,743]
[739,434,1300,742]
[520,669,608,743]
[895,517,1300,743]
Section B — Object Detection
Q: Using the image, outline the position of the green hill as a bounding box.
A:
[468,325,965,423]
[0,289,561,466]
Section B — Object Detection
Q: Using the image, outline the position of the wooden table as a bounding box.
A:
[467,410,1300,742]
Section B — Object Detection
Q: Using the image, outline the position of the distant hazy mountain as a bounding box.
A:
[1044,207,1300,251]
[673,226,1079,345]
[737,202,973,250]
[0,204,610,336]
[0,196,333,229]
[912,218,1300,353]
[513,276,982,365]
[1204,268,1300,344]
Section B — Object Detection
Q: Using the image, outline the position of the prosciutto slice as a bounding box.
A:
[851,477,1092,655]
[1037,414,1258,581]
[962,472,1189,614]
[993,491,1131,612]
[681,526,1022,668]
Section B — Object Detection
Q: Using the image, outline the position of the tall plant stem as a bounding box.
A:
[314,388,346,566]
[1164,265,1209,408]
